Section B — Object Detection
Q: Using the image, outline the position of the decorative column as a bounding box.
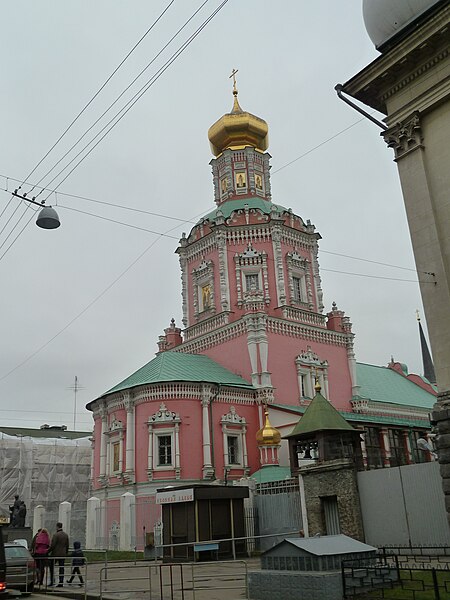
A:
[99,406,108,480]
[174,422,181,479]
[271,225,286,306]
[310,237,324,313]
[346,338,360,398]
[256,314,272,388]
[147,423,153,481]
[201,391,214,479]
[124,394,135,483]
[177,236,189,327]
[245,315,259,387]
[242,426,249,473]
[217,229,230,311]
[380,428,391,468]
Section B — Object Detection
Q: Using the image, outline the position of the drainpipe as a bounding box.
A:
[334,84,388,131]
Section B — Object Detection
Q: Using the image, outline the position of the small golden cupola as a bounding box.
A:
[256,410,281,467]
[257,410,281,446]
[208,69,269,157]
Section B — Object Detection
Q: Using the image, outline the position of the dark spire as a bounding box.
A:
[417,311,436,384]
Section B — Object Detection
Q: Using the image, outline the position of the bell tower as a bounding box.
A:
[176,75,356,413]
[208,70,272,205]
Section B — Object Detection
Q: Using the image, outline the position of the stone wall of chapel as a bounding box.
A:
[302,462,364,541]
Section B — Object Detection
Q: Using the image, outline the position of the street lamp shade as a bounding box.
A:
[36,206,61,229]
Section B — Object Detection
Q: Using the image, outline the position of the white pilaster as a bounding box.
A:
[58,501,71,539]
[119,492,136,551]
[86,497,101,550]
[125,397,135,474]
[33,505,45,535]
[202,396,213,478]
[99,410,107,477]
[242,426,248,469]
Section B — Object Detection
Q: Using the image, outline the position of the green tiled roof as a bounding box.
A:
[285,392,356,438]
[201,198,288,223]
[102,351,254,397]
[356,363,436,409]
[272,404,431,429]
[250,466,292,484]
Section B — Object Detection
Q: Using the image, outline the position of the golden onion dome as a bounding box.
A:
[208,75,269,157]
[256,410,281,446]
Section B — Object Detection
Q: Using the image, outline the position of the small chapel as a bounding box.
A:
[86,77,437,541]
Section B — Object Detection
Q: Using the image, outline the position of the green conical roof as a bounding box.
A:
[285,391,356,438]
[101,351,254,397]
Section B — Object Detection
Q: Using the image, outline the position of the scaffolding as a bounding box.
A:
[0,432,91,544]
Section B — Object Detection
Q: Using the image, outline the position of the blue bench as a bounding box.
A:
[193,542,219,560]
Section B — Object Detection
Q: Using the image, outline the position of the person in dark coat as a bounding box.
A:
[48,522,69,587]
[17,501,26,527]
[66,541,85,586]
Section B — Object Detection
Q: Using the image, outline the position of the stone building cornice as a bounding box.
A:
[341,5,450,115]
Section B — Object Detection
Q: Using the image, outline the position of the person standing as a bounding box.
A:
[49,522,69,587]
[66,541,85,587]
[33,528,50,586]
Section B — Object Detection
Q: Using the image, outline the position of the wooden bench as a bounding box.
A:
[193,542,219,561]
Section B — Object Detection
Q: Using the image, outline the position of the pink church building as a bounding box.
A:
[86,83,436,542]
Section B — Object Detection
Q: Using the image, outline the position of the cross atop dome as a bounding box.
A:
[208,72,269,157]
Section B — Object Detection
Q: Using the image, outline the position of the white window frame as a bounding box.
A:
[292,274,307,303]
[104,415,124,477]
[154,429,174,470]
[147,403,181,480]
[226,434,240,465]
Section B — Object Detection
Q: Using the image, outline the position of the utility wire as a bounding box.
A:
[33,0,210,198]
[0,1,179,256]
[58,203,181,238]
[0,183,432,277]
[25,0,176,194]
[0,1,224,260]
[272,117,366,174]
[39,0,229,203]
[0,207,208,382]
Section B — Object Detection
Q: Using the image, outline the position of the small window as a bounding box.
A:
[293,276,304,303]
[245,273,260,292]
[112,442,120,472]
[227,436,239,464]
[158,435,172,466]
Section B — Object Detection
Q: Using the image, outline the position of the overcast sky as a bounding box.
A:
[0,1,428,432]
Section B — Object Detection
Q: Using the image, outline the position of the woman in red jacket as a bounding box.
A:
[33,528,50,586]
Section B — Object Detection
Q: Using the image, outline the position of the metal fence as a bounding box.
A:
[98,560,249,600]
[342,547,450,599]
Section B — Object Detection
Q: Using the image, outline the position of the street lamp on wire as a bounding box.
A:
[12,189,61,229]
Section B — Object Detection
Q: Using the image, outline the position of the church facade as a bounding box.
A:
[87,81,436,528]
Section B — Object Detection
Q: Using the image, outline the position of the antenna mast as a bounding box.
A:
[67,376,85,430]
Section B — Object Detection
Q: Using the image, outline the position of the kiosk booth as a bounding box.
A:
[156,484,249,562]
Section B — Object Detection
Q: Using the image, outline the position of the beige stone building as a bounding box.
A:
[339,0,450,518]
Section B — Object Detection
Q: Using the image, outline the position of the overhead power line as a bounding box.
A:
[32,0,210,199]
[25,0,177,194]
[39,0,230,204]
[0,0,225,259]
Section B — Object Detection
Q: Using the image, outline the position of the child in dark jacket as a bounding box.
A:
[66,541,84,586]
